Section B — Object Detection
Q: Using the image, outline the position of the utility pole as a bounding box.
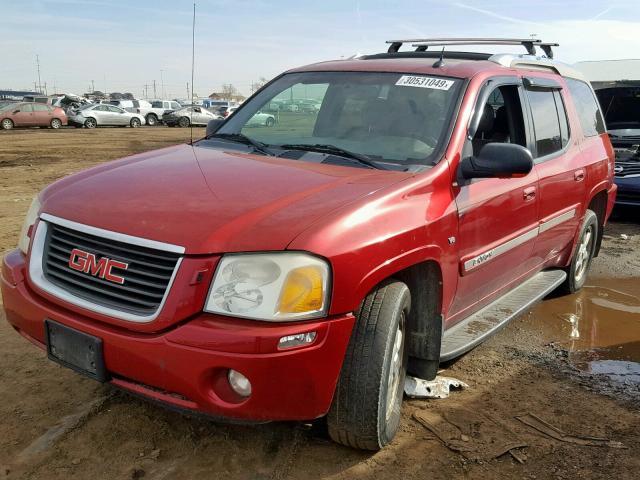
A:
[160,70,165,99]
[91,80,95,93]
[153,80,157,98]
[186,82,190,103]
[44,82,48,95]
[36,55,42,93]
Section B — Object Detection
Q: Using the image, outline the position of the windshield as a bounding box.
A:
[203,71,461,168]
[596,86,640,129]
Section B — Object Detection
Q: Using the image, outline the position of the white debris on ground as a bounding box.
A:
[404,375,469,399]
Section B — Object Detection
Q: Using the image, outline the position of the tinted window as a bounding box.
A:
[151,101,162,108]
[566,79,606,137]
[527,89,564,157]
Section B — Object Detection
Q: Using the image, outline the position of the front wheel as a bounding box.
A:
[1,119,14,130]
[84,118,97,129]
[327,280,410,450]
[178,116,190,128]
[145,114,158,126]
[50,118,62,129]
[130,118,141,128]
[265,117,275,127]
[561,209,598,294]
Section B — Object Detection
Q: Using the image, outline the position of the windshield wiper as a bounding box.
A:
[277,143,387,170]
[206,133,274,156]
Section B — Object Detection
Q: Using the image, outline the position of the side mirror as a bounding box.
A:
[460,143,533,180]
[206,118,224,137]
[13,110,20,114]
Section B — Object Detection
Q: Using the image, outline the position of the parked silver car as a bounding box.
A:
[163,105,222,127]
[69,104,146,128]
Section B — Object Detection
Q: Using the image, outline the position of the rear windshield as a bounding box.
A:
[205,71,462,169]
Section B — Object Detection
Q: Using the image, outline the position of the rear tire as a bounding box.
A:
[1,119,14,130]
[145,114,158,126]
[178,116,190,128]
[130,118,141,128]
[50,118,62,129]
[561,209,598,294]
[327,280,410,450]
[84,118,97,129]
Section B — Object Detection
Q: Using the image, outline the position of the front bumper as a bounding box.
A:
[614,177,640,206]
[1,249,354,421]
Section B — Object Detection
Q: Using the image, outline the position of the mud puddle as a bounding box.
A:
[525,277,640,386]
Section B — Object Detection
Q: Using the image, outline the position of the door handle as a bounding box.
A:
[523,187,536,201]
[574,170,585,182]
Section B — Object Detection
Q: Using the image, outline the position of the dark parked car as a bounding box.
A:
[1,102,67,130]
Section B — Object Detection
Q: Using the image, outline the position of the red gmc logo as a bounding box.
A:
[68,248,129,285]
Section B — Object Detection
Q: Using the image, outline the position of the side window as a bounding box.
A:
[472,84,527,157]
[20,104,34,113]
[171,102,181,109]
[565,79,606,137]
[32,104,49,112]
[526,89,564,158]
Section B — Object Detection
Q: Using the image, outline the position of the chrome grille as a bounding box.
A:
[42,222,181,316]
[615,162,640,177]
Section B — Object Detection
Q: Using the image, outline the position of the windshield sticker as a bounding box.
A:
[395,76,454,90]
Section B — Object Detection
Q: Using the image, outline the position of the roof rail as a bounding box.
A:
[386,38,542,55]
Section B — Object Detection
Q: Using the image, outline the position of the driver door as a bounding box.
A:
[12,104,35,126]
[449,78,540,323]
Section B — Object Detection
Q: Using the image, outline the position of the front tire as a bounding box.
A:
[50,118,62,129]
[178,116,190,128]
[265,117,275,127]
[561,209,598,294]
[145,114,158,126]
[84,118,97,129]
[1,119,14,130]
[327,280,410,450]
[130,118,141,128]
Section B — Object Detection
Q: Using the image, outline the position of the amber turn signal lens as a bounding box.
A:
[277,266,324,314]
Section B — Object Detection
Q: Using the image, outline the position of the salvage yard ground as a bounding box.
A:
[1,128,639,479]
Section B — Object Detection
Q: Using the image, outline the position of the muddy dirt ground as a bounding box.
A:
[1,128,639,480]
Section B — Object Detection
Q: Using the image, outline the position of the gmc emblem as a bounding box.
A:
[68,248,129,285]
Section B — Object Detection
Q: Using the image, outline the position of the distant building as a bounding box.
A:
[575,59,640,89]
[208,92,246,103]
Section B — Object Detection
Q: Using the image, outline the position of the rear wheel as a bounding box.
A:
[561,209,598,293]
[84,118,97,129]
[178,116,190,128]
[50,118,62,129]
[130,118,141,128]
[327,280,409,450]
[146,114,158,126]
[1,119,14,130]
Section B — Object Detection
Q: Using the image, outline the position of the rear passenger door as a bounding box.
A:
[524,77,585,263]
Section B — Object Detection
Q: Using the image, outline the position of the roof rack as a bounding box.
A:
[385,37,549,57]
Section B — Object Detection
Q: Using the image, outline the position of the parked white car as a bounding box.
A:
[163,105,222,127]
[245,111,276,127]
[69,104,146,128]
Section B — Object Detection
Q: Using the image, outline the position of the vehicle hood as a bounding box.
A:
[40,144,412,254]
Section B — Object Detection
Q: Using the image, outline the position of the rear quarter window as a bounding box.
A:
[565,78,606,137]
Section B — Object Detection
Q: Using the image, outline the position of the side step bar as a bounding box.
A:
[440,269,567,361]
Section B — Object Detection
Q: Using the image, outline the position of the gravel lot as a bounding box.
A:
[1,128,638,479]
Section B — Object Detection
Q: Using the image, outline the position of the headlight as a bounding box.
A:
[204,253,330,321]
[18,196,41,255]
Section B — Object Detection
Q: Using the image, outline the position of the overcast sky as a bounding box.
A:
[2,0,640,98]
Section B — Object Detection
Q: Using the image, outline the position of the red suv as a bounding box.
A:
[1,39,616,450]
